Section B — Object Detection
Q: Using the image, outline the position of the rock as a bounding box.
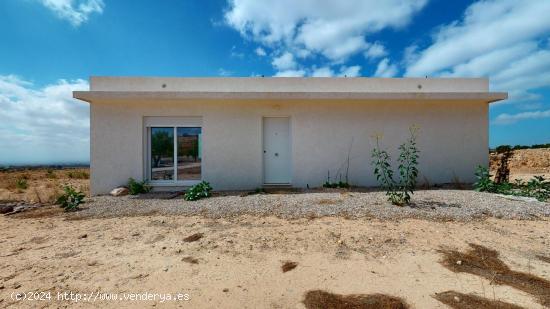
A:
[453,296,461,302]
[110,187,129,197]
[495,194,540,203]
[456,260,462,265]
[4,204,38,216]
[0,205,15,214]
[79,234,88,239]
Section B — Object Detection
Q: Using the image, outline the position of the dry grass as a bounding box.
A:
[433,291,525,309]
[451,173,467,190]
[182,256,199,264]
[303,290,409,309]
[281,261,298,273]
[0,168,89,204]
[439,244,550,306]
[536,255,550,264]
[183,233,204,242]
[66,170,89,179]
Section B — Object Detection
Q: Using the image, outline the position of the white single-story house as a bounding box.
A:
[74,77,507,195]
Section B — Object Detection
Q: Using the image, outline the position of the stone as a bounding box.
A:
[0,205,14,214]
[110,187,129,197]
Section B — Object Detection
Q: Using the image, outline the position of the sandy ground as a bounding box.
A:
[1,210,549,308]
[1,151,549,308]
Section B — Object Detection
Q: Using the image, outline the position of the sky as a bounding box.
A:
[0,0,549,165]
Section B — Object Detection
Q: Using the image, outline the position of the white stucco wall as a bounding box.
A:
[89,99,488,194]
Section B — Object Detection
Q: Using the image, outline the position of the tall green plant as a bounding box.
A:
[56,185,85,211]
[371,126,420,206]
[474,166,496,192]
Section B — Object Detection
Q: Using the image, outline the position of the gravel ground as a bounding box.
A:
[73,189,550,221]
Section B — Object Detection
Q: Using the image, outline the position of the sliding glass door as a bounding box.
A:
[148,124,202,184]
[150,127,175,181]
[177,127,202,181]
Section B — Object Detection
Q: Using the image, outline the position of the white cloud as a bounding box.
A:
[230,45,245,58]
[374,58,398,77]
[272,52,297,71]
[273,69,306,77]
[338,65,361,77]
[225,0,427,71]
[312,67,335,77]
[218,68,233,76]
[255,47,266,56]
[0,75,89,164]
[39,0,104,26]
[404,0,550,103]
[310,65,361,77]
[493,109,550,125]
[364,42,387,59]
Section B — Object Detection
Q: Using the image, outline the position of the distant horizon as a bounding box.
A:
[0,162,90,168]
[2,143,548,167]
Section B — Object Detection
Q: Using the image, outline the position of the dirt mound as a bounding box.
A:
[439,244,550,306]
[490,149,550,181]
[281,261,298,273]
[434,291,525,309]
[183,232,204,242]
[303,290,409,309]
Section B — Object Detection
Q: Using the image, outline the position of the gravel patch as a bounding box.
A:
[71,189,550,221]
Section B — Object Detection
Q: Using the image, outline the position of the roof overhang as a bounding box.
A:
[73,91,508,103]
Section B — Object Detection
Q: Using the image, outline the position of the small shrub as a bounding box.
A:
[45,169,57,179]
[184,181,212,201]
[474,166,496,192]
[522,176,550,202]
[67,170,89,179]
[474,166,549,202]
[322,181,350,189]
[127,178,151,195]
[371,126,420,206]
[56,185,85,211]
[495,145,512,153]
[16,178,28,190]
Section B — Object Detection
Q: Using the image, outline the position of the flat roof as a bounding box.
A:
[74,90,507,103]
[73,77,508,103]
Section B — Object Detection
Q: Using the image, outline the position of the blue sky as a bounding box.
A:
[1,0,549,164]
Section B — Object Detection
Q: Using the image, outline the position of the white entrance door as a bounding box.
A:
[263,117,291,184]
